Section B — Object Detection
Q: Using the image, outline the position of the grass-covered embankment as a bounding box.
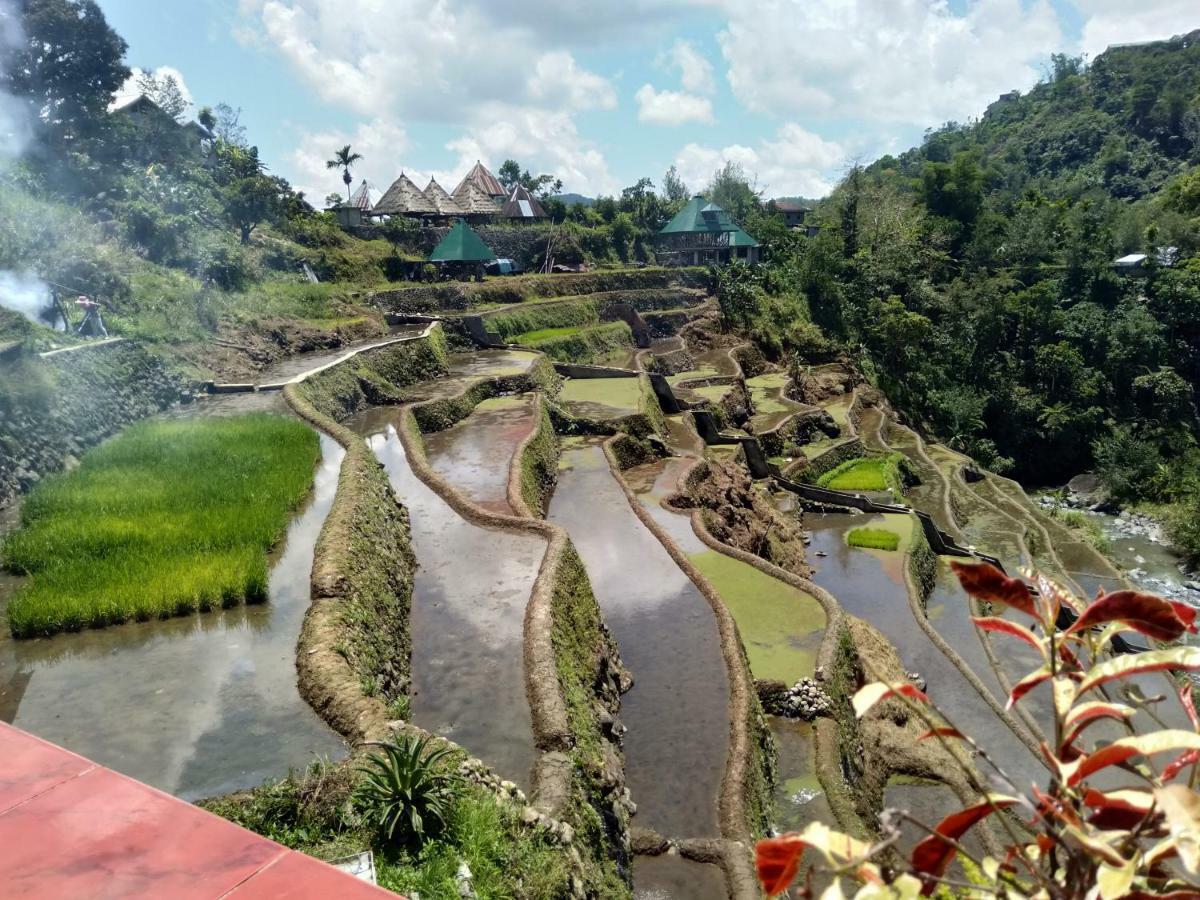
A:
[3,414,317,637]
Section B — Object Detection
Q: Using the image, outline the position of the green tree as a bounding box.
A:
[136,69,189,121]
[0,0,130,143]
[705,160,760,222]
[662,164,689,202]
[498,159,521,190]
[326,144,363,203]
[223,174,282,244]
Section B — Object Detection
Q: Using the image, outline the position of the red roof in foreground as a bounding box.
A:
[0,722,398,900]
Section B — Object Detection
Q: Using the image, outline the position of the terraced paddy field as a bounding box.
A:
[423,394,537,514]
[349,410,541,789]
[558,376,642,420]
[549,442,729,843]
[746,372,809,433]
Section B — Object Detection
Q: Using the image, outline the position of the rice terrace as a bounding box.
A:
[3,3,1200,899]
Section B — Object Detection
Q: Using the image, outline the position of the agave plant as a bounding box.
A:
[757,562,1200,898]
[353,735,459,847]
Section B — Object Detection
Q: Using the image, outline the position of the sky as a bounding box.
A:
[95,0,1196,203]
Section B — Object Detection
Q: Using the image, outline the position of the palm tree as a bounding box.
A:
[326,144,364,203]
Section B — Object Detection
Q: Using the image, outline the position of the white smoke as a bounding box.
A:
[0,269,53,325]
[0,0,29,166]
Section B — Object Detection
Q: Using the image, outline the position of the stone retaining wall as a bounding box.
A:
[0,341,190,508]
[373,268,709,314]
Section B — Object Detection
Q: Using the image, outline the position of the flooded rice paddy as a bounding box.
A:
[558,377,642,420]
[423,394,537,514]
[549,441,729,840]
[0,434,349,800]
[349,409,541,789]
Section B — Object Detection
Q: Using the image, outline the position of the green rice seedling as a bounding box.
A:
[3,414,318,637]
[846,527,901,551]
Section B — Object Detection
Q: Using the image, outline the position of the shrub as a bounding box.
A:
[353,736,461,848]
[757,563,1200,898]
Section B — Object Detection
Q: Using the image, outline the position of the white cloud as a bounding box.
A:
[238,0,622,193]
[635,85,715,126]
[1072,0,1195,57]
[445,103,618,195]
[713,0,1062,125]
[111,66,195,112]
[666,39,715,94]
[290,118,414,204]
[529,51,617,111]
[673,123,845,198]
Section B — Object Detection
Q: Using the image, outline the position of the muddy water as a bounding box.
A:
[549,441,729,841]
[806,513,1045,794]
[632,855,727,900]
[423,394,537,514]
[627,457,833,847]
[558,377,642,421]
[348,410,540,789]
[0,435,349,800]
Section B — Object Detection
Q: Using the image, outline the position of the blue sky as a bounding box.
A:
[97,0,1193,202]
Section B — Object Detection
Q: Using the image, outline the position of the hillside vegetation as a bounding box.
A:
[719,31,1200,557]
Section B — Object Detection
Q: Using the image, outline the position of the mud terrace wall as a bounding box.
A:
[0,341,189,508]
[284,332,456,742]
[399,382,633,895]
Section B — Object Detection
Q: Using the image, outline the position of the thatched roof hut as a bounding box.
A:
[451,180,500,217]
[430,219,495,263]
[453,160,506,201]
[500,183,548,220]
[373,173,436,216]
[423,178,465,216]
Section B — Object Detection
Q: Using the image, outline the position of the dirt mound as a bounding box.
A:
[792,360,862,405]
[670,457,810,576]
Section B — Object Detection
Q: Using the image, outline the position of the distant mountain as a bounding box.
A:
[554,193,595,207]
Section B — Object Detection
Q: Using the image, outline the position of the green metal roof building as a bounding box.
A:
[429,219,496,263]
[655,196,760,266]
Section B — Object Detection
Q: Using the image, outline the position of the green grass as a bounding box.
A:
[513,325,588,344]
[204,758,575,899]
[3,414,318,637]
[847,527,900,551]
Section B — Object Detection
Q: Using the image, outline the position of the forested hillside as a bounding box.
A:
[721,30,1200,555]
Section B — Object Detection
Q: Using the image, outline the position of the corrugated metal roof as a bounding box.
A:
[658,195,758,246]
[349,180,380,211]
[429,219,496,262]
[453,161,505,199]
[500,184,547,219]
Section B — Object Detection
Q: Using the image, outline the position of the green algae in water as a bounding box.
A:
[475,394,528,411]
[746,372,791,415]
[689,549,825,683]
[558,377,641,414]
[690,383,735,404]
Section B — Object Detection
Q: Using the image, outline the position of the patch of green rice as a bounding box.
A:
[846,527,900,551]
[4,414,318,637]
[558,377,641,414]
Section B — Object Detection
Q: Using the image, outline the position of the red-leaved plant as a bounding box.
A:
[756,562,1200,899]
